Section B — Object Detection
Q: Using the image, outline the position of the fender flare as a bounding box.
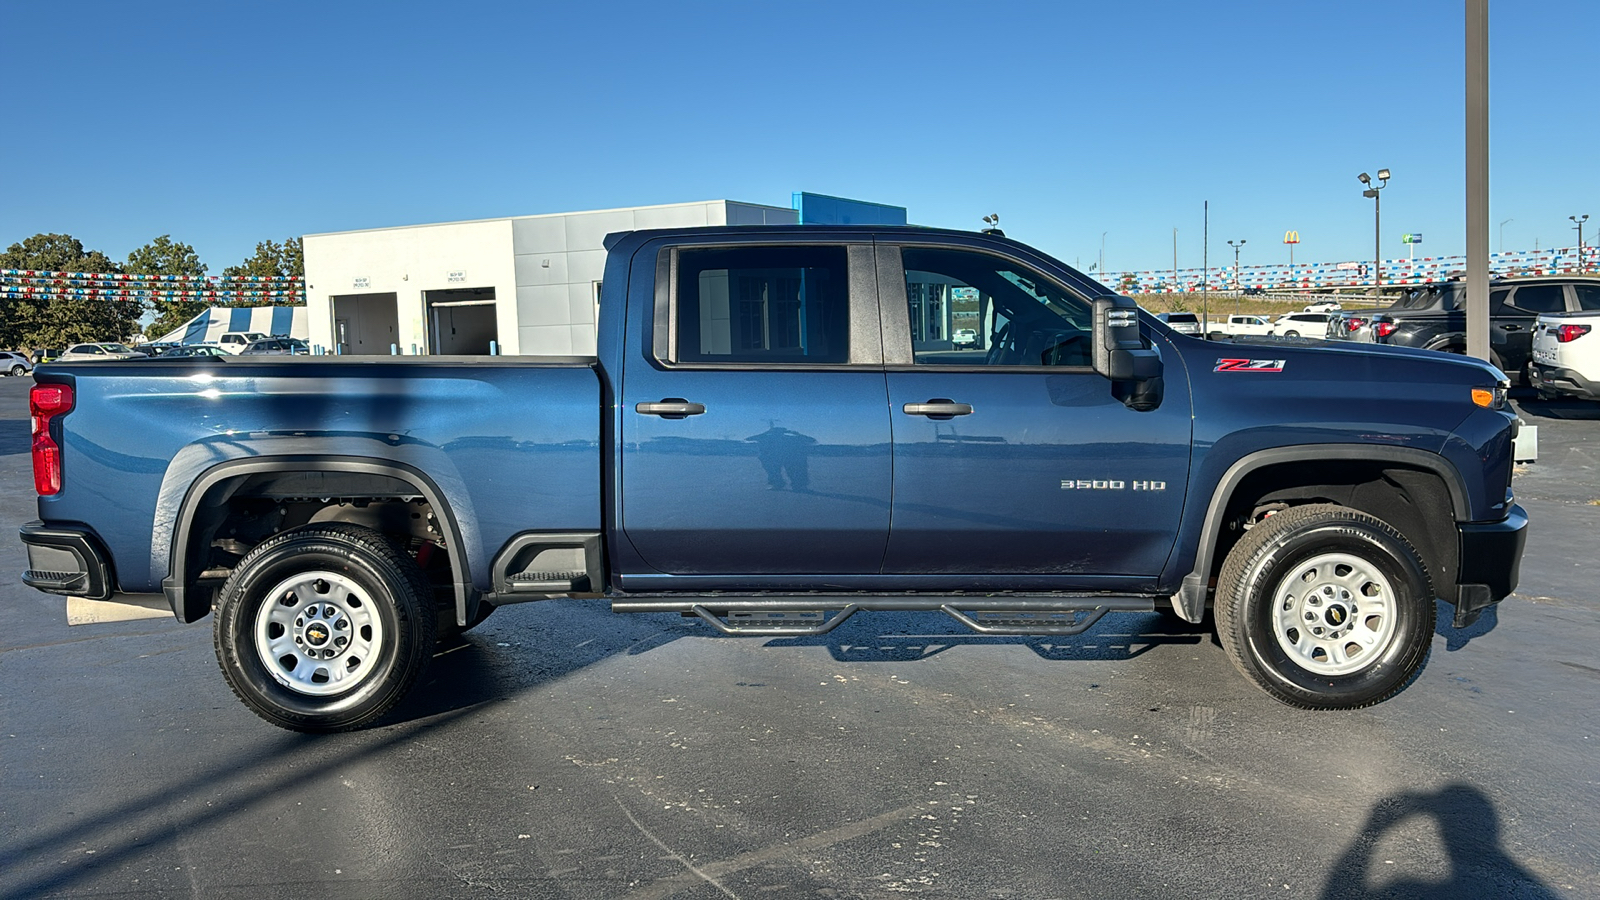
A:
[161,455,473,625]
[1171,444,1468,622]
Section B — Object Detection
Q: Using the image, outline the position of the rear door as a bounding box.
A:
[879,242,1192,582]
[619,239,893,576]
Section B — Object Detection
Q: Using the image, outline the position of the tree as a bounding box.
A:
[221,237,304,306]
[126,235,210,341]
[0,233,142,348]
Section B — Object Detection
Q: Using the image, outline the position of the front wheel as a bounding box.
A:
[214,524,436,732]
[1215,504,1434,709]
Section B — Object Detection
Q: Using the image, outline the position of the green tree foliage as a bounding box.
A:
[0,233,143,349]
[221,237,304,306]
[126,235,210,341]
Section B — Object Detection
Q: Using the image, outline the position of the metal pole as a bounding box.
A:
[1202,201,1209,333]
[1465,0,1490,361]
[1374,189,1382,298]
[1173,227,1178,292]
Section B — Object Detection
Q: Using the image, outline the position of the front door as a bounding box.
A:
[620,242,892,576]
[880,244,1192,581]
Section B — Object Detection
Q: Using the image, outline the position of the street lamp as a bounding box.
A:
[1573,215,1590,272]
[1499,218,1513,253]
[1358,168,1390,296]
[1100,231,1108,278]
[1227,239,1247,289]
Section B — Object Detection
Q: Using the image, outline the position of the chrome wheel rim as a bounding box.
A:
[253,571,384,696]
[1271,552,1398,676]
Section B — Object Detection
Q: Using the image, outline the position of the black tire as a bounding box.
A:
[9,365,23,376]
[1284,330,1300,338]
[214,524,436,732]
[1215,503,1434,709]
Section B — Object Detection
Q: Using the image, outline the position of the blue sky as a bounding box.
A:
[2,0,1595,277]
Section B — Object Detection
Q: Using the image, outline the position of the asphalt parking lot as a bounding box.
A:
[1,374,1596,899]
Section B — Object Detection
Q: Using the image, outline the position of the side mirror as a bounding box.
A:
[1092,295,1161,382]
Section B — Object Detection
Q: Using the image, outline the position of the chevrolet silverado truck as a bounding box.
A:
[22,225,1527,732]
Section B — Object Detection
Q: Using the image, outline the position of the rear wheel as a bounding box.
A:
[9,364,24,376]
[1215,504,1434,709]
[1284,330,1300,338]
[214,524,435,732]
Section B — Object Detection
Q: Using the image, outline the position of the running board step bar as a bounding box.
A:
[610,595,1157,637]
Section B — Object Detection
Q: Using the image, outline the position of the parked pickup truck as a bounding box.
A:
[1531,310,1600,401]
[22,225,1528,732]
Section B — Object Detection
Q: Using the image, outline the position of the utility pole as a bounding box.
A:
[1173,227,1178,292]
[1573,215,1590,272]
[1202,201,1209,333]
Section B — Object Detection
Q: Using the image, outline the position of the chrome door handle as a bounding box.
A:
[635,400,706,418]
[903,400,973,419]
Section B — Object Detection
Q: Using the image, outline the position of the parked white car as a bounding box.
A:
[1304,300,1343,312]
[55,342,150,362]
[1531,311,1600,401]
[216,332,269,354]
[1270,312,1333,337]
[1213,314,1275,337]
[952,328,978,348]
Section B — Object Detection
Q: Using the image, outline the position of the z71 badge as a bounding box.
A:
[1215,358,1286,372]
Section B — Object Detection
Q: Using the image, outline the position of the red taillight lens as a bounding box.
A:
[1374,321,1398,339]
[1348,317,1368,330]
[1556,324,1592,343]
[30,383,74,496]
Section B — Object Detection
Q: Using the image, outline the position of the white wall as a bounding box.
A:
[304,218,515,353]
[306,200,798,357]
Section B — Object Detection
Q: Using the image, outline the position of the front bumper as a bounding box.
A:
[1531,362,1600,401]
[20,521,114,601]
[1452,504,1528,628]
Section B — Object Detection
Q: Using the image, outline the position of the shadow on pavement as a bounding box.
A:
[1515,396,1600,421]
[1319,783,1560,900]
[758,611,1205,662]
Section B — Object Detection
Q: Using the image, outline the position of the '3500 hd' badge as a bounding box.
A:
[1215,358,1286,372]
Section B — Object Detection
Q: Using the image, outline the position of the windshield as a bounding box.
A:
[104,344,133,353]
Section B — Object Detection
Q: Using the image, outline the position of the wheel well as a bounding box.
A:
[177,470,455,619]
[1209,460,1458,602]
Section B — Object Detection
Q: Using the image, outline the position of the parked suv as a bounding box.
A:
[1,351,34,376]
[1271,312,1333,337]
[1368,277,1600,385]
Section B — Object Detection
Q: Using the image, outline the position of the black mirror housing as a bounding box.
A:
[1092,295,1161,382]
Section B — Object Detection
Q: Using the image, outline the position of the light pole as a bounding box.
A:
[1499,218,1513,253]
[1573,215,1590,272]
[1284,230,1300,286]
[1227,239,1246,290]
[1358,168,1390,298]
[1100,231,1108,278]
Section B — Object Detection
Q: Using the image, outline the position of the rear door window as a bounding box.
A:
[674,245,850,364]
[1573,284,1600,311]
[1506,284,1566,314]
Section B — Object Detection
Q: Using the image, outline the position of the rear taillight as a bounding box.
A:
[1374,321,1398,339]
[30,383,74,496]
[1347,317,1368,330]
[1556,324,1592,343]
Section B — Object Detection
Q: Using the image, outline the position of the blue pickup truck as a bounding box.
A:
[22,226,1527,731]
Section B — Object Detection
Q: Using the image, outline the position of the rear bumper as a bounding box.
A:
[1531,362,1600,401]
[19,521,114,601]
[1452,504,1528,628]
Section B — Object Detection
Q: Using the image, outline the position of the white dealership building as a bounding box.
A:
[302,194,905,356]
